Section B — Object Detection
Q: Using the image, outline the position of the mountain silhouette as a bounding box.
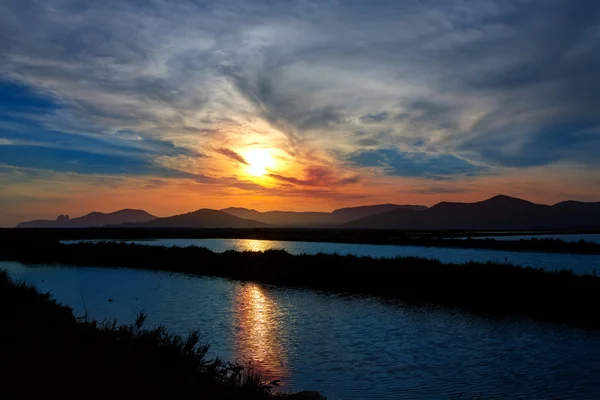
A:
[331,204,426,222]
[221,204,427,227]
[17,209,157,228]
[550,200,600,227]
[119,209,267,229]
[220,208,330,227]
[344,195,600,230]
[15,196,600,230]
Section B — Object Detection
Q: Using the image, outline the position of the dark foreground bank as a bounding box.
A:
[0,270,324,400]
[2,240,600,328]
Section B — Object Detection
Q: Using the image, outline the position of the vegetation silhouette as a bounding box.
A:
[2,239,600,328]
[0,270,325,399]
[4,228,600,254]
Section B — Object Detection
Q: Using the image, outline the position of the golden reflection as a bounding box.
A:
[234,239,281,252]
[233,283,290,385]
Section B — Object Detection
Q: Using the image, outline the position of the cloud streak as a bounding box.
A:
[2,0,599,163]
[214,147,248,165]
[0,0,599,223]
[268,166,360,187]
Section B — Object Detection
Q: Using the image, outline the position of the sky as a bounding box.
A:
[1,0,600,226]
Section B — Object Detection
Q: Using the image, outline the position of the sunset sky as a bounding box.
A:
[1,0,600,226]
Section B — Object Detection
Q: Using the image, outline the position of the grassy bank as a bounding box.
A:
[2,239,600,328]
[0,270,324,399]
[4,228,600,254]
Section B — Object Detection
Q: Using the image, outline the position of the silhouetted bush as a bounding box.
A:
[0,270,326,400]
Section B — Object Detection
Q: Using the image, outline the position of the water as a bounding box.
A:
[64,238,600,275]
[3,261,600,400]
[466,233,600,243]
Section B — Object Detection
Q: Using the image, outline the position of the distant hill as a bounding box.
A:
[550,201,600,227]
[220,208,331,227]
[18,196,599,230]
[17,209,157,228]
[221,204,427,227]
[119,209,267,229]
[344,195,600,230]
[331,204,426,222]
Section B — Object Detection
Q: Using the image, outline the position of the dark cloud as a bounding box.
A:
[356,138,379,147]
[338,175,361,185]
[214,147,248,165]
[269,166,360,187]
[266,173,307,186]
[394,100,458,130]
[219,64,345,140]
[360,112,389,123]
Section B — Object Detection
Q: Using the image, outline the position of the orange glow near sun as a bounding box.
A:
[244,148,276,177]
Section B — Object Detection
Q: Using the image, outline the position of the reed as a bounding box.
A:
[0,270,325,399]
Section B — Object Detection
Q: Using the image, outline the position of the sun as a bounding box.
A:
[244,148,275,177]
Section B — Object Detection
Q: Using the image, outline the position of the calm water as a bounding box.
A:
[65,238,600,275]
[3,261,600,400]
[468,233,600,243]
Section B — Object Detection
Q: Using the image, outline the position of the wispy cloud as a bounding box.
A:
[214,147,248,165]
[348,149,485,179]
[268,166,360,187]
[0,0,599,222]
[3,0,599,165]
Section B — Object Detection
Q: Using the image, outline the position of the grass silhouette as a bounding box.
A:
[0,270,325,399]
[2,239,600,328]
[4,227,600,254]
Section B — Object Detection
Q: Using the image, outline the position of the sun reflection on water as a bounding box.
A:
[233,283,290,385]
[232,239,285,253]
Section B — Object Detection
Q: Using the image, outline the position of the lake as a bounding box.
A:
[3,260,600,400]
[64,238,600,275]
[465,233,600,243]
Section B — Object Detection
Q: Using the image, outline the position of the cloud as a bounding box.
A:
[459,121,600,167]
[348,149,485,179]
[268,166,360,187]
[0,0,599,219]
[2,1,599,161]
[142,179,170,190]
[214,147,248,165]
[360,112,389,124]
[0,144,185,176]
[411,186,471,195]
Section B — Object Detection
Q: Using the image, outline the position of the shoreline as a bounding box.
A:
[3,228,600,255]
[2,239,600,329]
[0,270,325,399]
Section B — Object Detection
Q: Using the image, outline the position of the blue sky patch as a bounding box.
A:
[0,80,59,112]
[349,149,484,179]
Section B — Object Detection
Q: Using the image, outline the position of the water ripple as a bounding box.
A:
[3,261,600,400]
